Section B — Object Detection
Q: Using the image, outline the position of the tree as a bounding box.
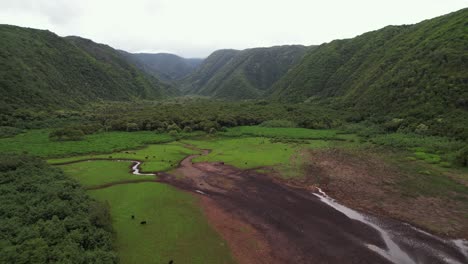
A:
[456,147,468,167]
[49,128,85,141]
[126,122,139,132]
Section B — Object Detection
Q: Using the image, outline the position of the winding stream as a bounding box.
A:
[129,161,156,175]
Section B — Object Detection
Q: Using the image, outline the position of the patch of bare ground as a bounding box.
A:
[282,148,468,239]
[199,196,278,264]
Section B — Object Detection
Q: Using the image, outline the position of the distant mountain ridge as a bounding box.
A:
[0,25,178,110]
[180,45,310,99]
[120,52,203,82]
[1,6,466,128]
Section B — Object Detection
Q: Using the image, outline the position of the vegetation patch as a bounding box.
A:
[259,119,297,128]
[0,154,117,263]
[0,129,174,158]
[185,137,298,169]
[222,126,340,140]
[59,161,155,187]
[49,142,197,172]
[0,126,23,138]
[89,183,235,264]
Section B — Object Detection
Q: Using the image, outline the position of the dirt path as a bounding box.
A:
[159,151,468,264]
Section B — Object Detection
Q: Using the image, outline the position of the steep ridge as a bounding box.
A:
[0,25,176,110]
[180,49,240,94]
[270,9,468,120]
[182,46,309,99]
[120,52,203,81]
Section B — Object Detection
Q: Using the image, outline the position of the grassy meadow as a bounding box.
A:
[2,125,467,263]
[50,142,198,172]
[89,183,236,264]
[59,160,155,187]
[0,129,174,158]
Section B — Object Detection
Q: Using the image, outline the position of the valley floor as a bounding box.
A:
[1,127,467,263]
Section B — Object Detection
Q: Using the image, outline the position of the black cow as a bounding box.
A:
[168,260,173,264]
[131,215,135,219]
[140,221,147,225]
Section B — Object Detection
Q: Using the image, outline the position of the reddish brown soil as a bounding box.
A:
[158,149,468,264]
[158,159,388,263]
[200,196,279,264]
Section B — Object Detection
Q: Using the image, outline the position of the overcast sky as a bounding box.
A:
[0,0,466,58]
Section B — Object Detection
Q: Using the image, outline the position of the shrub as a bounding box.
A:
[49,128,85,141]
[126,122,139,132]
[455,147,468,167]
[0,126,23,138]
[259,120,297,128]
[168,130,179,137]
[209,128,217,134]
[167,123,181,132]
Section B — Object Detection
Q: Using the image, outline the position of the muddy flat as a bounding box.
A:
[159,152,468,264]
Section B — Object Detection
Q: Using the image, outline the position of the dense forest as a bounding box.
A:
[0,154,117,263]
[0,11,466,149]
[0,25,177,111]
[270,9,468,136]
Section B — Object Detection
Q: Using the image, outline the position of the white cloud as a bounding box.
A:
[0,0,466,57]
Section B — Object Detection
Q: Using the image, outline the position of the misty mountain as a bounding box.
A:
[120,52,203,82]
[181,45,309,99]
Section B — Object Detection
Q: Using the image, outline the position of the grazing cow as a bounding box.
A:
[140,221,147,225]
[131,215,135,219]
[168,260,173,264]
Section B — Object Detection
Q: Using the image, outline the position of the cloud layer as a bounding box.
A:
[1,0,466,57]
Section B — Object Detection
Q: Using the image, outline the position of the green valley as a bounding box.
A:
[1,5,467,264]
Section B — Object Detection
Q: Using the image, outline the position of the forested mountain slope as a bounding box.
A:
[271,9,468,122]
[181,45,309,99]
[0,25,176,111]
[120,52,203,81]
[180,49,240,94]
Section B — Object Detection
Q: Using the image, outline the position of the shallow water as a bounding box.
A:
[130,161,156,175]
[313,188,468,264]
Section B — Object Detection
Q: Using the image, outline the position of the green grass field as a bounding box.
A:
[183,137,329,178]
[89,183,236,264]
[57,147,235,264]
[59,160,155,187]
[49,142,198,172]
[0,129,174,158]
[184,137,298,169]
[369,133,464,167]
[222,126,341,139]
